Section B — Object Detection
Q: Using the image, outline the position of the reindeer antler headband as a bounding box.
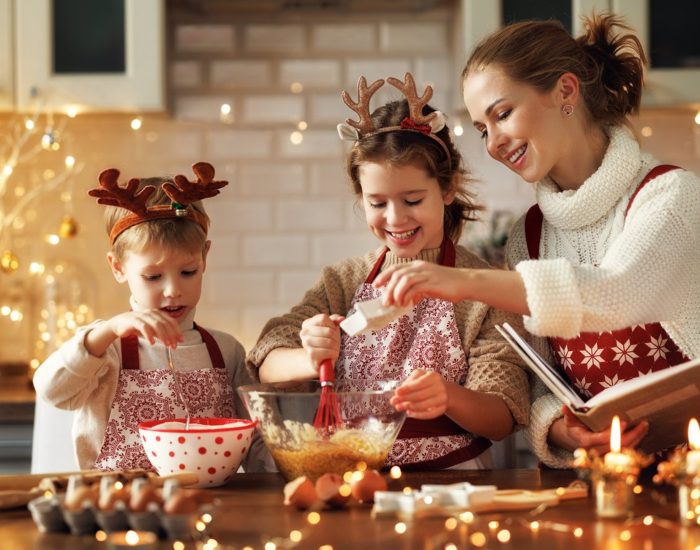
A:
[336,73,451,165]
[88,161,228,245]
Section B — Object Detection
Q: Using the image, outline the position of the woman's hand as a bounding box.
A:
[299,313,344,373]
[391,369,449,419]
[373,261,469,307]
[549,405,649,454]
[108,310,183,348]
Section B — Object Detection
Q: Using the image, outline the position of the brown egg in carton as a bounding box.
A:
[283,469,389,510]
[28,471,218,540]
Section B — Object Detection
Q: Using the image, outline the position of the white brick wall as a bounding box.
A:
[311,23,376,52]
[245,25,305,53]
[210,61,272,88]
[10,8,700,376]
[380,22,449,53]
[279,60,342,89]
[175,25,235,53]
[243,96,305,124]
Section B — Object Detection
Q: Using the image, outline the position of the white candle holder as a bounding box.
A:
[594,477,635,518]
[574,447,650,520]
[654,447,700,526]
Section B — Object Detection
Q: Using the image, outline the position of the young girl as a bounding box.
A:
[33,162,269,472]
[374,15,700,467]
[247,74,529,470]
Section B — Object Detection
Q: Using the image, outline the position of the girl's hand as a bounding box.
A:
[391,369,448,419]
[372,261,468,307]
[549,405,649,454]
[299,313,344,373]
[108,310,183,348]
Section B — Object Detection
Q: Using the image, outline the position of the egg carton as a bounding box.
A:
[28,493,219,540]
[27,476,218,541]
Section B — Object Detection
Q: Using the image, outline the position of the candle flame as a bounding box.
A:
[610,415,621,453]
[125,530,140,544]
[689,418,700,450]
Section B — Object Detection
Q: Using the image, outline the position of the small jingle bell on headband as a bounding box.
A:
[562,104,574,117]
[172,202,188,217]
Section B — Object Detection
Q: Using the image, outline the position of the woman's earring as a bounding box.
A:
[562,104,574,117]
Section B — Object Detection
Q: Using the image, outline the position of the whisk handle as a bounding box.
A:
[318,359,335,385]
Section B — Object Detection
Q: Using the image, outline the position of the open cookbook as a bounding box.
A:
[496,322,700,453]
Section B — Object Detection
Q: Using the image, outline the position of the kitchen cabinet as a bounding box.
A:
[612,0,700,106]
[0,0,12,109]
[10,0,164,113]
[459,0,609,58]
[459,0,699,107]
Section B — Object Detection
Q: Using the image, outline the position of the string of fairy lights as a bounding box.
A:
[82,464,700,550]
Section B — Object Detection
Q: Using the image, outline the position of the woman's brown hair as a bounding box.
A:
[346,99,481,243]
[462,13,646,126]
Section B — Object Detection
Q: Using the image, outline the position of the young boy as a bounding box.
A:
[33,162,270,472]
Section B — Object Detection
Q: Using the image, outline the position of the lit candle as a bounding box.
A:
[686,418,700,475]
[604,416,633,470]
[106,530,157,550]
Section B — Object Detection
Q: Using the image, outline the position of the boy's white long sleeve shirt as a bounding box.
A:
[505,126,700,467]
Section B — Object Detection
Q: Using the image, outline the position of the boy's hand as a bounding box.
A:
[391,369,448,419]
[299,313,344,374]
[108,310,183,348]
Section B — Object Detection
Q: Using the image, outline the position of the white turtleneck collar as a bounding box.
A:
[536,126,641,230]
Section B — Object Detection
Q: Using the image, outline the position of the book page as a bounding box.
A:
[586,356,700,407]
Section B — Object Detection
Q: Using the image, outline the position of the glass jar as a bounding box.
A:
[30,258,96,375]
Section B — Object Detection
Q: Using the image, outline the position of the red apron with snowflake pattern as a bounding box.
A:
[336,238,491,470]
[524,165,688,399]
[93,323,235,471]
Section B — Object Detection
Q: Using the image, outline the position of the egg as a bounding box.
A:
[130,483,162,512]
[64,484,98,511]
[164,491,199,515]
[315,473,351,508]
[283,476,317,509]
[98,484,130,511]
[350,469,387,503]
[163,488,209,515]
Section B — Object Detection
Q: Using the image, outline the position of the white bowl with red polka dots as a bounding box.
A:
[138,417,256,487]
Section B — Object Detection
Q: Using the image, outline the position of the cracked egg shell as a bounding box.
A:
[315,473,351,508]
[283,476,317,509]
[350,469,387,503]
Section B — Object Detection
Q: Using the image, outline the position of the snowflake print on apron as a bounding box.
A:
[524,165,689,399]
[337,238,491,470]
[94,324,235,471]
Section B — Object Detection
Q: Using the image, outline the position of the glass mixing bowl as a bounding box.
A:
[238,379,406,481]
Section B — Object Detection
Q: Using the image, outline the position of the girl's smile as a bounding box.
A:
[359,162,454,259]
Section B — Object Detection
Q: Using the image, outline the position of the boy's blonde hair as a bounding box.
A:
[104,177,210,262]
[89,162,227,261]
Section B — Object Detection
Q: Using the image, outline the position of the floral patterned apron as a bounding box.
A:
[336,238,491,470]
[94,323,235,471]
[524,165,688,399]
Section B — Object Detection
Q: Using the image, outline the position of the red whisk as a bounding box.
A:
[313,359,343,434]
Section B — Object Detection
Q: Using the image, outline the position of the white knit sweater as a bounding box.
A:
[505,126,700,467]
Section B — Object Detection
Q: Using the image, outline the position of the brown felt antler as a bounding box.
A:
[386,73,436,126]
[88,169,156,216]
[341,77,385,135]
[165,162,228,205]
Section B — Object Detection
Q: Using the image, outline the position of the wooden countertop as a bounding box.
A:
[0,469,695,549]
[0,375,34,423]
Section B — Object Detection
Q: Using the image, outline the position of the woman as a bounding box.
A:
[374,14,700,467]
